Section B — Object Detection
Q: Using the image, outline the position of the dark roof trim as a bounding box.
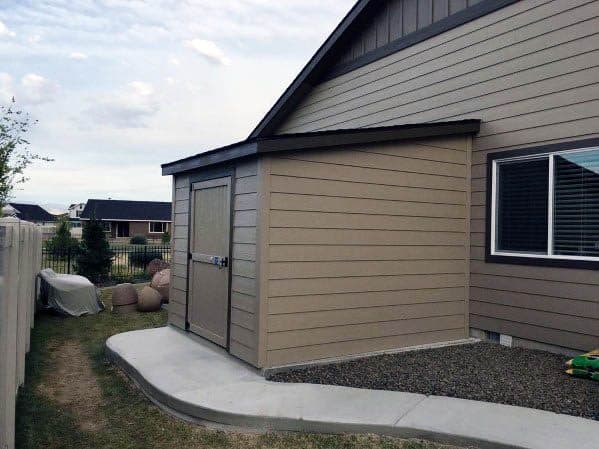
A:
[325,0,521,81]
[163,119,481,176]
[249,0,518,138]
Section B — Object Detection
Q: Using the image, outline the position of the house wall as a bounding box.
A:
[330,0,477,71]
[275,0,599,352]
[130,221,150,237]
[168,160,261,366]
[261,136,471,367]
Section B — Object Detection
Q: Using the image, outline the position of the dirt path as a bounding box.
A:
[37,340,107,432]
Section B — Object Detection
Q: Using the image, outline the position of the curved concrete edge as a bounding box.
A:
[105,327,599,449]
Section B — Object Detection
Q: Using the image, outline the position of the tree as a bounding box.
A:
[45,218,80,256]
[0,98,52,209]
[76,218,113,283]
[161,230,170,244]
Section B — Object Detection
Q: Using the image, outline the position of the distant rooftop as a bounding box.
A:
[80,199,171,221]
[8,203,56,222]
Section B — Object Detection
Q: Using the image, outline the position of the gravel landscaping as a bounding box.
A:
[268,342,599,421]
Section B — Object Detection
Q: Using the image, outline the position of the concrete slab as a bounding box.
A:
[106,326,599,449]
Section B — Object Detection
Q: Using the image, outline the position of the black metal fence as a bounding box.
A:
[42,245,171,281]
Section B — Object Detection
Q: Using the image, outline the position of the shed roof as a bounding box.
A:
[80,199,172,221]
[8,203,56,222]
[162,120,481,175]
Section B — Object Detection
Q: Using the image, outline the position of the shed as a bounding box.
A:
[163,0,599,367]
[162,121,480,369]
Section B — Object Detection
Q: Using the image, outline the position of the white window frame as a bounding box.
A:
[491,145,599,262]
[148,221,168,234]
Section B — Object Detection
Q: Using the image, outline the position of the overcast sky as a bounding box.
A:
[0,0,353,213]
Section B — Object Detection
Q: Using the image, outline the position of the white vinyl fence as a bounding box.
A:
[0,218,42,449]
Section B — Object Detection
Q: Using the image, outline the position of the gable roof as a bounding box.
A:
[249,0,519,138]
[162,120,481,175]
[80,199,172,221]
[8,203,56,222]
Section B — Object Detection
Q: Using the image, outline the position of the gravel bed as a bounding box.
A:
[268,342,598,420]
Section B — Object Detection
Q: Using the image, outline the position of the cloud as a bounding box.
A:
[183,39,231,65]
[84,81,159,128]
[69,52,88,60]
[28,34,42,44]
[128,81,153,96]
[20,73,58,104]
[0,20,15,38]
[0,73,58,105]
[0,73,14,103]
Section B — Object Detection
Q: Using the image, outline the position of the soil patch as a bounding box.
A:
[268,342,598,420]
[37,340,107,432]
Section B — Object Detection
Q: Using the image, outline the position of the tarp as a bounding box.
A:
[37,268,104,316]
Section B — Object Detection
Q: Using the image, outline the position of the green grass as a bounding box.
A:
[15,295,467,449]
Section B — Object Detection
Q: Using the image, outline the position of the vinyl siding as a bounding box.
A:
[275,0,599,351]
[230,160,260,365]
[263,136,470,367]
[333,0,476,69]
[168,161,260,366]
[168,174,190,330]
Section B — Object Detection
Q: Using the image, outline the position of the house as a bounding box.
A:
[162,0,599,369]
[80,199,171,240]
[6,203,56,226]
[68,203,86,219]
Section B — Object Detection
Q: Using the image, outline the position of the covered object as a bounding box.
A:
[37,268,103,316]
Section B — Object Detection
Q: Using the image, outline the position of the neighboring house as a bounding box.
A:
[68,203,86,219]
[6,203,56,226]
[80,199,171,240]
[67,203,86,239]
[162,0,599,369]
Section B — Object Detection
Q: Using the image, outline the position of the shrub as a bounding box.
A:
[45,219,80,256]
[129,249,162,268]
[161,231,171,244]
[76,218,113,283]
[130,234,147,245]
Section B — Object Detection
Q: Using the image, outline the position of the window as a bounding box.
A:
[115,222,129,238]
[490,145,599,265]
[149,222,168,233]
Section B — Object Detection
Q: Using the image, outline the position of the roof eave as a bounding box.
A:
[161,120,481,176]
[161,141,258,176]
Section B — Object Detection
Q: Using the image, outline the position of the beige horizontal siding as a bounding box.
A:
[167,161,261,366]
[274,0,599,352]
[267,328,466,367]
[168,175,189,329]
[264,137,470,366]
[229,160,259,365]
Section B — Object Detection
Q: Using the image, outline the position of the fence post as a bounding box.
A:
[144,246,148,270]
[67,247,71,275]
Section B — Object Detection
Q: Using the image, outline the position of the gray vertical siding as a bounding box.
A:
[275,0,599,351]
[335,0,478,69]
[168,160,260,366]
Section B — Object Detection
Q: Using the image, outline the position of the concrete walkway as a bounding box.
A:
[106,326,599,449]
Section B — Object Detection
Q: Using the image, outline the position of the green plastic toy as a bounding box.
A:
[565,349,598,381]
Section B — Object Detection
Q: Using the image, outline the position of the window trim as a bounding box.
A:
[148,221,168,234]
[486,137,599,270]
